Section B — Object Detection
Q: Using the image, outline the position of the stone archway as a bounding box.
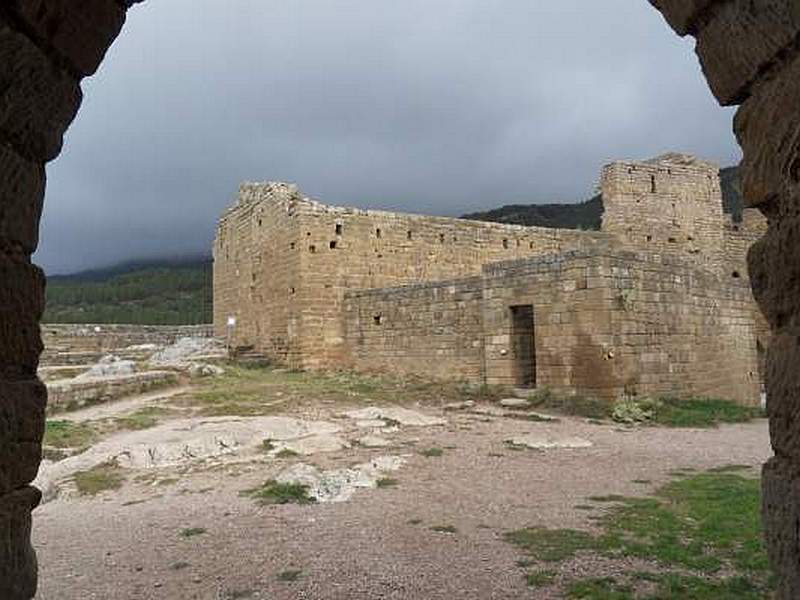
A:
[1,1,799,597]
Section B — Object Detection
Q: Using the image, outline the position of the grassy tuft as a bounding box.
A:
[44,420,97,449]
[179,527,207,538]
[376,478,399,488]
[114,406,171,431]
[240,480,315,505]
[420,447,444,458]
[275,448,300,459]
[430,525,457,534]
[73,460,125,496]
[526,570,557,588]
[276,569,303,582]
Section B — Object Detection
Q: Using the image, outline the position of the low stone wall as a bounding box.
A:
[344,248,761,406]
[46,371,178,414]
[40,324,215,367]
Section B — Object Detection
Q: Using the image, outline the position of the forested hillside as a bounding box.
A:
[44,257,213,325]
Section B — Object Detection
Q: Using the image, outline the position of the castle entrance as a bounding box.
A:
[510,305,536,388]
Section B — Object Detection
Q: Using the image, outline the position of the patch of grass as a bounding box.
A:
[420,447,444,458]
[505,469,773,596]
[430,525,457,534]
[261,439,276,452]
[179,527,207,538]
[240,480,315,505]
[567,577,633,599]
[505,527,598,562]
[275,448,300,459]
[73,460,125,496]
[113,406,170,431]
[651,397,763,428]
[44,420,96,449]
[526,570,557,588]
[184,365,511,418]
[276,569,303,582]
[376,478,399,488]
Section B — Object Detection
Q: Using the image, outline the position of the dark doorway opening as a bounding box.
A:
[510,305,536,388]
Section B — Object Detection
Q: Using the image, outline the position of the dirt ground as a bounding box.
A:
[32,395,770,600]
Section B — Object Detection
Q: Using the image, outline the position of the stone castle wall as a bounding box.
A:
[214,183,608,368]
[214,154,766,380]
[345,247,761,405]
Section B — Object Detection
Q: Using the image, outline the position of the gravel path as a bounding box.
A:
[33,407,771,600]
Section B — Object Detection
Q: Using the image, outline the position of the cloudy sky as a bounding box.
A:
[36,0,740,274]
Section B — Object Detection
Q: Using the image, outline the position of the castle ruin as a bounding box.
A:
[213,153,767,406]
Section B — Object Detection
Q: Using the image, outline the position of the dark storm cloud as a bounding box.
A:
[36,0,739,274]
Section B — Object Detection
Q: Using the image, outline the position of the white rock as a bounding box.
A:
[344,406,446,427]
[149,337,225,367]
[499,398,531,408]
[75,355,136,380]
[443,401,476,411]
[275,455,407,503]
[354,419,388,429]
[356,435,392,448]
[507,434,593,450]
[275,434,349,456]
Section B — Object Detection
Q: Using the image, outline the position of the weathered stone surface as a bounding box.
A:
[499,398,530,408]
[735,55,800,207]
[762,457,800,598]
[275,455,407,503]
[507,434,593,450]
[748,215,800,330]
[648,0,718,35]
[0,380,45,493]
[0,486,39,599]
[764,333,800,458]
[0,18,82,161]
[0,145,44,254]
[697,0,800,105]
[0,260,44,373]
[7,0,126,76]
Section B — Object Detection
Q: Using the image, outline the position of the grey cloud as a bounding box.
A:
[36,0,739,274]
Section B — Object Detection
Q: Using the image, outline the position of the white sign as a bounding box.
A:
[227,316,237,327]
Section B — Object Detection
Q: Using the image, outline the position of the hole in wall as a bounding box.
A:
[290,242,295,250]
[330,240,337,249]
[732,271,741,279]
[650,175,657,194]
[646,235,652,242]
[439,233,445,243]
[668,237,677,243]
[407,230,412,240]
[309,244,316,253]
[376,228,382,238]
[373,314,383,325]
[502,239,509,249]
[335,223,342,235]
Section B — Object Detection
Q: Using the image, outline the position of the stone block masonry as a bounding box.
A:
[346,247,761,405]
[214,153,766,406]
